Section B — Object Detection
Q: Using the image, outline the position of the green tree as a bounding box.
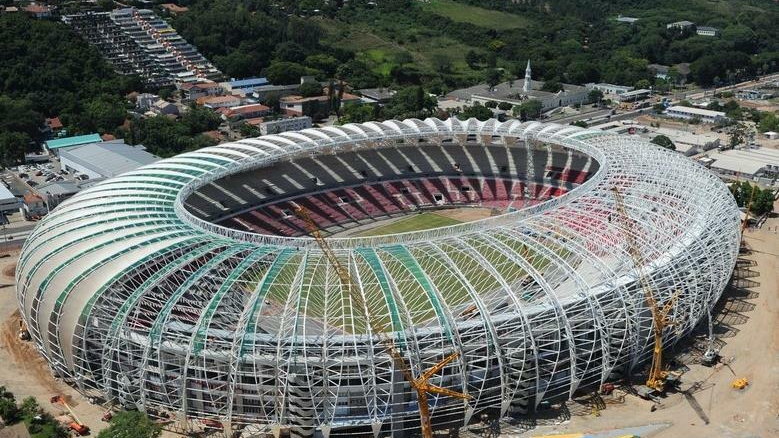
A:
[465,50,482,69]
[587,89,604,105]
[83,95,127,133]
[340,103,376,124]
[0,96,44,139]
[0,131,30,167]
[97,411,162,438]
[382,86,436,120]
[264,62,308,85]
[758,112,779,133]
[541,80,564,93]
[19,397,40,419]
[457,103,493,121]
[484,69,502,89]
[513,99,543,121]
[728,123,747,148]
[0,387,19,424]
[298,82,323,98]
[239,122,261,138]
[181,106,221,135]
[634,79,652,90]
[751,189,774,215]
[497,102,513,111]
[651,134,676,150]
[304,54,339,76]
[430,54,452,74]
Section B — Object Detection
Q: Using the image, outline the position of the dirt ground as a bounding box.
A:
[434,207,493,222]
[518,205,779,438]
[1,203,777,438]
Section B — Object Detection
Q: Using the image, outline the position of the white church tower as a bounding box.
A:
[523,60,532,93]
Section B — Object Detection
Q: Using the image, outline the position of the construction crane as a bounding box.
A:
[51,395,90,436]
[293,205,472,438]
[611,187,679,392]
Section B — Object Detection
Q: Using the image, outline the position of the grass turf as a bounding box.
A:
[357,212,463,237]
[419,0,530,30]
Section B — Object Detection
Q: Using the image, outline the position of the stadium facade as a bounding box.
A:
[17,118,740,437]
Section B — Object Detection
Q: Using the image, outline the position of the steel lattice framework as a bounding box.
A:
[16,118,740,438]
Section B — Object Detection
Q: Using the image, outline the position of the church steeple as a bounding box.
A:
[523,60,532,93]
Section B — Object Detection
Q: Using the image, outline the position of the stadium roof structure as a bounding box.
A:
[17,118,740,437]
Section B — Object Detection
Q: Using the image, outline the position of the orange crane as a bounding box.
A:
[611,187,679,392]
[51,395,90,436]
[293,206,472,438]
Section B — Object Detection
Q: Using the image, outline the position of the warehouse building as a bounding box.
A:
[665,106,728,123]
[59,140,159,179]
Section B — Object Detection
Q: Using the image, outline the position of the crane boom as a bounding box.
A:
[293,206,471,438]
[611,187,678,391]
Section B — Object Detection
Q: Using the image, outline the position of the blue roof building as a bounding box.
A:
[44,133,103,152]
[225,77,270,92]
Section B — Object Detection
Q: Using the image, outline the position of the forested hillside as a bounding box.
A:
[173,0,779,93]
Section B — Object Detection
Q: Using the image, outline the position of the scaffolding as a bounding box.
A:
[16,118,741,437]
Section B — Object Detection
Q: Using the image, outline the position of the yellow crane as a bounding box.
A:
[293,206,472,438]
[611,187,679,392]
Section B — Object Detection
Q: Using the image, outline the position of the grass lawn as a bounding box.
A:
[358,212,462,236]
[315,17,483,82]
[420,0,530,30]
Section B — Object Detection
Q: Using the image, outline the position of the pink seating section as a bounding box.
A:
[217,174,590,237]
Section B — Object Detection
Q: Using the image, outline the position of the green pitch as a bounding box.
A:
[357,212,462,237]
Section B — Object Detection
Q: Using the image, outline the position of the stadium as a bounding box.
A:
[16,118,740,437]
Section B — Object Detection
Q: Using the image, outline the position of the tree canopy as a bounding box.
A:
[97,411,162,438]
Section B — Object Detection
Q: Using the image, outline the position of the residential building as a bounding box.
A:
[22,193,47,217]
[160,3,189,15]
[356,88,397,104]
[696,26,720,37]
[44,133,103,154]
[180,81,223,101]
[259,117,313,135]
[585,83,634,95]
[666,20,695,30]
[40,117,64,139]
[136,93,160,111]
[764,131,779,140]
[36,181,81,208]
[197,95,242,109]
[616,15,639,24]
[59,140,159,179]
[152,99,180,117]
[665,105,728,123]
[220,104,271,120]
[62,8,222,87]
[281,95,326,117]
[23,3,52,18]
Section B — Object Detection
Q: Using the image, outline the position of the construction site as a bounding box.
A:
[1,118,777,438]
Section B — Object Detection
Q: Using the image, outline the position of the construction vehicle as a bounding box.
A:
[611,187,680,393]
[293,206,472,438]
[50,395,90,436]
[731,377,749,390]
[18,320,30,341]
